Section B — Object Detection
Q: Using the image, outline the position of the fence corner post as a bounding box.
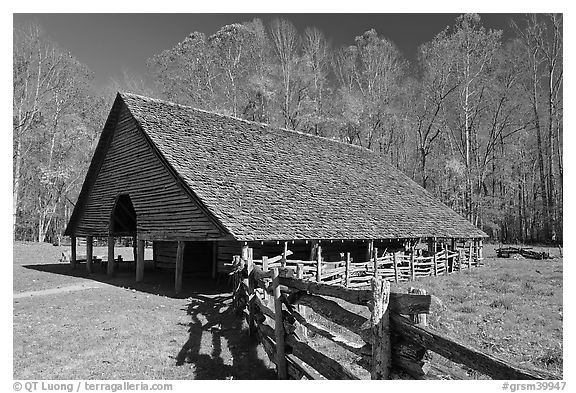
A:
[272,267,287,379]
[408,287,428,326]
[371,276,391,380]
[247,248,255,335]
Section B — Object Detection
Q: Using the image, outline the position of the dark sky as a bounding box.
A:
[13,13,522,88]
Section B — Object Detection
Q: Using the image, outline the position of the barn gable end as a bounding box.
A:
[65,96,230,241]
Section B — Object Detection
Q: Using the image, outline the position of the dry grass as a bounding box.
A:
[13,242,275,380]
[300,243,562,379]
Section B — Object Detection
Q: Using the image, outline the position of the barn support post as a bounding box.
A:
[410,244,416,281]
[132,235,137,265]
[393,252,399,283]
[478,239,483,264]
[468,241,473,270]
[366,240,374,263]
[175,241,185,294]
[86,236,93,274]
[444,245,449,276]
[316,243,322,282]
[282,241,288,268]
[373,247,379,278]
[211,241,218,279]
[345,252,351,287]
[371,277,391,380]
[107,236,115,276]
[432,239,438,276]
[136,239,145,282]
[309,240,318,263]
[70,236,77,269]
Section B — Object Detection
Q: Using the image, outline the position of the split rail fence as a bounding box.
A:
[229,248,556,380]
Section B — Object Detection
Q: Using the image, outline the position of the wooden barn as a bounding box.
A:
[64,92,487,292]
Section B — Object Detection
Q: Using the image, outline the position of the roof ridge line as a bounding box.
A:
[119,91,372,154]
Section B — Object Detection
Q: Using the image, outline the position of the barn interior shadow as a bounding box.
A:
[22,261,227,298]
[174,293,276,379]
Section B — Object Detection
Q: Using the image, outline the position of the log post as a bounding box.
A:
[86,236,93,274]
[272,267,287,379]
[296,263,308,339]
[444,246,449,276]
[458,249,464,271]
[408,288,428,326]
[107,235,115,276]
[366,240,374,263]
[132,235,137,265]
[393,252,399,283]
[373,247,379,278]
[70,236,77,269]
[175,241,185,294]
[345,252,351,288]
[309,240,318,262]
[247,248,255,335]
[432,239,437,276]
[316,243,322,283]
[478,239,483,265]
[410,245,415,281]
[282,241,288,268]
[468,241,473,270]
[136,239,145,282]
[211,241,218,279]
[371,277,391,380]
[262,256,269,302]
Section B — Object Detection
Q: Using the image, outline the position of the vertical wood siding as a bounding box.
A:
[73,103,226,240]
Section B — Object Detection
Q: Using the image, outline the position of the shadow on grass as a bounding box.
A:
[175,294,276,379]
[22,262,276,379]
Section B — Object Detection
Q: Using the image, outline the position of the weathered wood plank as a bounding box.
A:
[136,239,144,282]
[175,241,185,293]
[371,277,391,379]
[390,313,555,380]
[285,333,360,380]
[272,268,287,379]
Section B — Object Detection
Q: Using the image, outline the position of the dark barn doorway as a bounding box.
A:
[110,194,137,236]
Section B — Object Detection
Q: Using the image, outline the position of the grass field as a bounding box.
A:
[13,242,275,380]
[13,241,562,379]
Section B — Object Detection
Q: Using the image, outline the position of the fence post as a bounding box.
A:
[410,246,415,281]
[393,252,399,283]
[408,287,428,326]
[468,241,473,270]
[432,239,437,276]
[345,252,351,288]
[458,249,464,271]
[282,241,288,268]
[247,248,255,335]
[373,247,379,278]
[262,256,269,302]
[272,267,287,379]
[478,239,483,265]
[444,246,449,276]
[296,263,308,339]
[316,243,322,283]
[371,277,391,379]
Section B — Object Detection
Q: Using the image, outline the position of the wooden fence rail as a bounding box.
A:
[230,248,555,380]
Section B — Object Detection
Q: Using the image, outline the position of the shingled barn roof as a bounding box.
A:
[71,92,487,241]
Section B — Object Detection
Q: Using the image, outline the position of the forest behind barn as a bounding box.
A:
[13,13,562,244]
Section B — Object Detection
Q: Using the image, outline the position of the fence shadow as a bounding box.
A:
[174,293,276,379]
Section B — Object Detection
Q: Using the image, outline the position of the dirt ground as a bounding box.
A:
[13,242,275,380]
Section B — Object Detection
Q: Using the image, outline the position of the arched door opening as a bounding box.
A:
[110,194,137,236]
